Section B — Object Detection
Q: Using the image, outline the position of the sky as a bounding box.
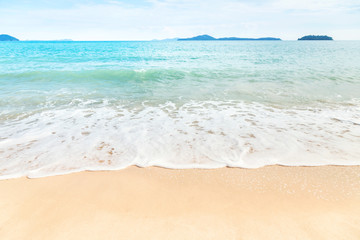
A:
[1,0,360,40]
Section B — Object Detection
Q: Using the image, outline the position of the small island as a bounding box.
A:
[298,35,333,41]
[178,34,281,41]
[0,34,19,41]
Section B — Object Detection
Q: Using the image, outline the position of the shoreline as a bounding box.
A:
[1,165,360,239]
[2,163,360,181]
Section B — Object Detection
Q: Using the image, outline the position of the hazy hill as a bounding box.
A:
[0,34,19,41]
[178,35,281,41]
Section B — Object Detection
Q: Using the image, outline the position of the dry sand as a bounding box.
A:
[1,166,360,240]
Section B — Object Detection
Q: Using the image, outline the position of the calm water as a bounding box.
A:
[1,41,360,179]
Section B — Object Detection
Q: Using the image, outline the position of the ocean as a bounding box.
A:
[0,40,359,179]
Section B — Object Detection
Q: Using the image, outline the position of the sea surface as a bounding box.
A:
[0,41,360,179]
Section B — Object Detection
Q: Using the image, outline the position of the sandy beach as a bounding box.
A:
[0,166,360,239]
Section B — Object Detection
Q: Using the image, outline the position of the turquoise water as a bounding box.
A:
[1,41,360,179]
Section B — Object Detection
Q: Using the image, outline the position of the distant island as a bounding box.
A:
[52,39,74,42]
[151,38,179,42]
[178,35,281,41]
[298,35,333,40]
[0,34,19,41]
[24,39,74,41]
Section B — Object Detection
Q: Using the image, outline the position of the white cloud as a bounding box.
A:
[0,0,359,40]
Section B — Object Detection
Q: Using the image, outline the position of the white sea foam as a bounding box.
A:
[1,100,359,179]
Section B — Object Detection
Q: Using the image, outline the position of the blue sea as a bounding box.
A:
[0,41,360,179]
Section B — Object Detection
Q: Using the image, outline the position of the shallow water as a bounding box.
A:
[0,41,360,179]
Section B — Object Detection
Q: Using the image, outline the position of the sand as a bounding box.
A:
[0,166,360,240]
